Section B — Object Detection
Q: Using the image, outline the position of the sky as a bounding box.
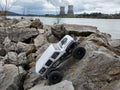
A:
[0,0,120,15]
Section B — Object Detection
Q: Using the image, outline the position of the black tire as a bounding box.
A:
[72,46,86,59]
[48,70,63,85]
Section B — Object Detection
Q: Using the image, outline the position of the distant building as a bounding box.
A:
[67,5,74,15]
[60,6,65,15]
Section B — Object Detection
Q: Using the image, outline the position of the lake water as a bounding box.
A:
[8,16,120,39]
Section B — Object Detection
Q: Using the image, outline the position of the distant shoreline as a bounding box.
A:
[5,15,120,19]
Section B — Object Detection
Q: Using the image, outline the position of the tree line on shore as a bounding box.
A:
[44,12,120,19]
[0,10,120,19]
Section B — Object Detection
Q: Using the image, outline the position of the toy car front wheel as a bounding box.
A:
[72,46,86,59]
[48,70,63,85]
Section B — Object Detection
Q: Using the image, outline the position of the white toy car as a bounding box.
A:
[36,35,86,84]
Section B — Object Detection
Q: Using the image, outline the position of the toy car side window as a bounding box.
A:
[51,52,60,59]
[61,38,67,45]
[39,67,46,74]
[45,59,53,66]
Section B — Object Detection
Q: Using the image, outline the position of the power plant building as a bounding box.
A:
[67,5,74,15]
[60,6,65,15]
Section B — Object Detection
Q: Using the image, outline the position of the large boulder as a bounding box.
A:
[51,24,99,40]
[12,20,32,28]
[0,27,39,43]
[8,28,39,43]
[60,33,120,90]
[0,64,26,90]
[34,35,47,48]
[17,42,36,55]
[63,24,98,33]
[30,19,43,29]
[51,24,68,40]
[29,80,74,90]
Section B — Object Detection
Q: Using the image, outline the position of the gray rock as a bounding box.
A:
[12,20,32,28]
[101,80,120,90]
[5,52,18,65]
[0,48,6,57]
[3,37,17,52]
[29,80,74,90]
[0,27,39,43]
[18,52,27,65]
[51,24,68,40]
[0,64,26,90]
[38,29,45,34]
[34,35,46,48]
[63,24,98,33]
[51,24,99,40]
[0,27,7,44]
[29,19,43,29]
[17,42,36,55]
[24,67,43,90]
[8,28,39,43]
[3,52,28,66]
[36,43,50,60]
[109,39,120,47]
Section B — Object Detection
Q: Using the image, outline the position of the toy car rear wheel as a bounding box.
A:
[72,46,86,59]
[48,70,63,85]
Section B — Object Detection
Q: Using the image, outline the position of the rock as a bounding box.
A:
[0,22,4,27]
[101,80,120,90]
[0,64,26,90]
[5,52,18,65]
[35,43,50,60]
[46,34,58,43]
[24,67,43,90]
[3,37,17,52]
[34,35,47,48]
[30,19,43,29]
[51,24,99,39]
[51,24,68,40]
[12,20,32,28]
[27,53,37,68]
[63,24,98,33]
[0,27,39,43]
[8,28,39,43]
[0,27,7,44]
[109,39,120,47]
[38,29,45,34]
[0,48,6,56]
[3,52,28,66]
[29,80,74,90]
[18,52,27,65]
[17,42,36,55]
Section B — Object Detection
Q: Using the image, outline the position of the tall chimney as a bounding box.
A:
[60,6,65,15]
[68,5,74,15]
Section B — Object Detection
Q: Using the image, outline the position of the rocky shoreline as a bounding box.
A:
[0,17,120,90]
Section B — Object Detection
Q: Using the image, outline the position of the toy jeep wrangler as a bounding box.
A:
[36,35,86,84]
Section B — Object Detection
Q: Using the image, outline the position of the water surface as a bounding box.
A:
[8,16,120,39]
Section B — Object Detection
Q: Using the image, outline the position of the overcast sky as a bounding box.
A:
[0,0,120,14]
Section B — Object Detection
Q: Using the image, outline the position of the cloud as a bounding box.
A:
[0,0,120,14]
